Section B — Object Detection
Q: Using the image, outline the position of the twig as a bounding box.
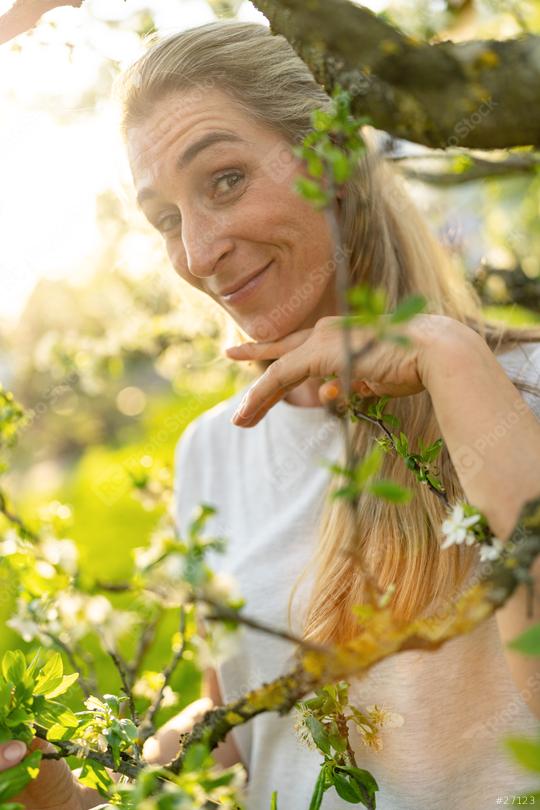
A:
[195,594,327,653]
[351,408,450,507]
[0,489,40,542]
[139,607,188,742]
[128,613,161,683]
[104,643,139,728]
[35,726,141,780]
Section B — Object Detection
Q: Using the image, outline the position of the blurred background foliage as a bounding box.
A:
[1,0,540,712]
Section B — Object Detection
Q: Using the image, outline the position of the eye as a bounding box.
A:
[156,212,181,234]
[212,171,244,196]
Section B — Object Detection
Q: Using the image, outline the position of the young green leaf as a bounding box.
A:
[507,623,540,656]
[0,751,41,803]
[389,295,426,324]
[504,736,540,773]
[368,480,413,504]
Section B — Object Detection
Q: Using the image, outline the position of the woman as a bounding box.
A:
[3,19,540,810]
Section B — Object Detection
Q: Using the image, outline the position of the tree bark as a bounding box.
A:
[251,0,540,150]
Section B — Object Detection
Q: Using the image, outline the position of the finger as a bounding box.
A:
[224,328,312,360]
[231,350,312,427]
[318,378,376,413]
[0,740,27,771]
[15,738,81,809]
[143,698,214,764]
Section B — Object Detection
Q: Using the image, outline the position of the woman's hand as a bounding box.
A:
[0,698,215,809]
[0,738,88,810]
[226,313,458,427]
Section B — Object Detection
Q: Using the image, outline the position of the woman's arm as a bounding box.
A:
[420,323,540,543]
[202,668,247,772]
[421,324,540,718]
[142,668,245,771]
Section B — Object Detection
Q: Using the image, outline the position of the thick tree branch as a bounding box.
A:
[395,151,540,185]
[472,263,540,314]
[251,0,540,149]
[169,494,540,772]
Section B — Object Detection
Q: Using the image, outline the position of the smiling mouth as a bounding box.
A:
[219,261,273,302]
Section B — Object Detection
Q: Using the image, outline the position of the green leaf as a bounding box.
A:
[504,736,540,773]
[340,765,379,795]
[507,624,540,657]
[78,759,114,796]
[305,715,332,756]
[0,751,41,803]
[306,153,324,179]
[335,766,378,809]
[381,412,400,429]
[36,700,78,729]
[389,295,426,324]
[420,437,444,463]
[425,473,444,492]
[308,767,327,810]
[181,742,211,773]
[294,178,329,208]
[368,479,413,503]
[332,770,363,803]
[1,652,26,685]
[34,653,64,697]
[44,673,79,700]
[355,446,384,486]
[270,791,278,810]
[398,432,409,454]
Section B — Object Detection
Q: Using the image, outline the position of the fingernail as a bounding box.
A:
[2,741,26,762]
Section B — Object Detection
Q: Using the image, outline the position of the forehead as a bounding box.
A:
[126,87,265,181]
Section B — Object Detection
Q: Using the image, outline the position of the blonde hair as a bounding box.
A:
[118,21,540,644]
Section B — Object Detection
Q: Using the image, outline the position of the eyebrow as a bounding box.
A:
[136,131,246,207]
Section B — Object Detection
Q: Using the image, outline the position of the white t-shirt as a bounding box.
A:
[173,341,540,810]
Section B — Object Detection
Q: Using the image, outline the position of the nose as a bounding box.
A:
[179,206,235,282]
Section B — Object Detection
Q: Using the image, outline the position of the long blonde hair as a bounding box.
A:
[118,21,540,644]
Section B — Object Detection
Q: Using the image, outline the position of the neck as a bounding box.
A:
[284,377,327,408]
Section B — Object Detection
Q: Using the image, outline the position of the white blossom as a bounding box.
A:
[478,537,504,562]
[440,503,481,550]
[41,537,78,575]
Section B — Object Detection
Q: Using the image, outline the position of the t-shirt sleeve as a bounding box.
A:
[497,340,540,421]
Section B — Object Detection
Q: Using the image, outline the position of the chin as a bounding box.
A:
[240,311,312,343]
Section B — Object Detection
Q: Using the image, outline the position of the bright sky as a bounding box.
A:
[0,0,271,321]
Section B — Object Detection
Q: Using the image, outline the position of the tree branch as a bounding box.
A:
[169,493,540,772]
[251,0,540,149]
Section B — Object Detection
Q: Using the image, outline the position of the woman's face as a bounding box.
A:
[127,86,338,341]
